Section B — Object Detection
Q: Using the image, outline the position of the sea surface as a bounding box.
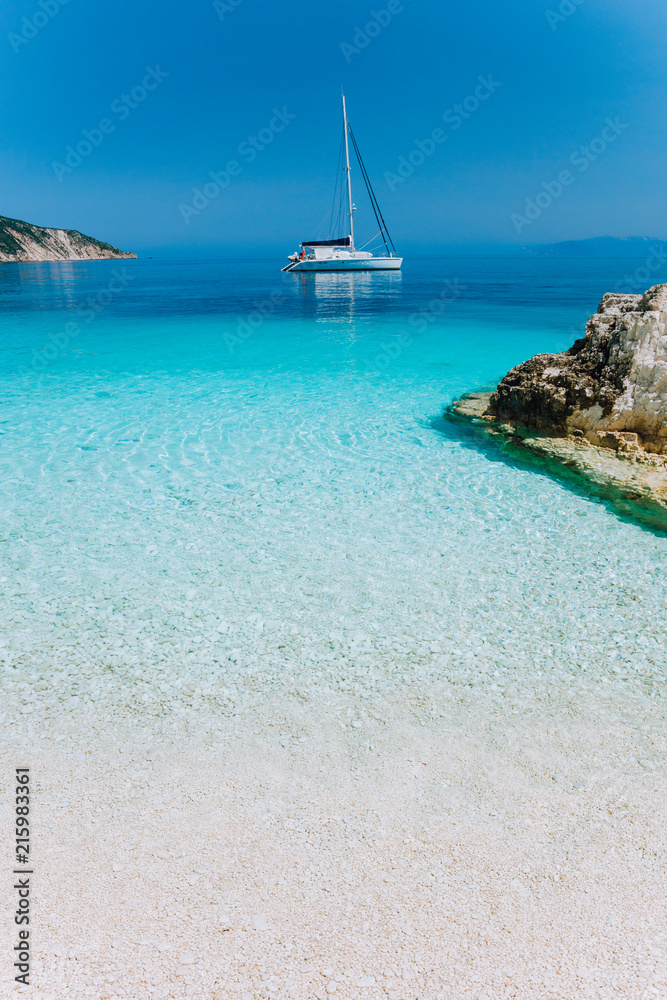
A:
[1,256,666,689]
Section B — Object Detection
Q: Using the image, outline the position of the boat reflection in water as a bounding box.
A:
[293,268,403,325]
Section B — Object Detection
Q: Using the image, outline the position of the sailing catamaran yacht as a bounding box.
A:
[282,95,402,272]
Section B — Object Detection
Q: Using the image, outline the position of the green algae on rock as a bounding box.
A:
[448,392,667,530]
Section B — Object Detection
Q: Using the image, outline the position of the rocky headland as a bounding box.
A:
[0,214,137,262]
[449,284,667,529]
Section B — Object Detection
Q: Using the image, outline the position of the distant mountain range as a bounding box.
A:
[0,214,136,262]
[518,236,665,258]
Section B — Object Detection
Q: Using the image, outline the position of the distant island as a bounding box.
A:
[426,236,667,257]
[0,214,137,263]
[518,236,665,257]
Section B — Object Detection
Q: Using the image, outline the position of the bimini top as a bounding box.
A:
[301,237,351,247]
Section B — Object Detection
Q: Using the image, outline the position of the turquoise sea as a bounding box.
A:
[3,255,667,999]
[1,256,666,686]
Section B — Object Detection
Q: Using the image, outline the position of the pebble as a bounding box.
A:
[252,915,269,931]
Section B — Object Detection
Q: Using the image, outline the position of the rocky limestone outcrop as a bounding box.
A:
[487,284,667,455]
[0,214,137,263]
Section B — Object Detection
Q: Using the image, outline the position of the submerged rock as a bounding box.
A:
[450,391,667,530]
[0,214,137,262]
[487,284,667,454]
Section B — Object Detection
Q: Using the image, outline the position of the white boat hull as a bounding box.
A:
[285,257,402,272]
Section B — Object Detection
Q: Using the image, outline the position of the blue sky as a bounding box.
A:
[1,0,665,253]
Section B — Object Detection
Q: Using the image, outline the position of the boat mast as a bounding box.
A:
[341,93,355,250]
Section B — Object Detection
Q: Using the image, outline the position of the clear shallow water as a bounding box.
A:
[3,257,666,1000]
[1,257,666,695]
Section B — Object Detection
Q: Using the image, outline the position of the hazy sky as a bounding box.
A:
[1,0,665,253]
